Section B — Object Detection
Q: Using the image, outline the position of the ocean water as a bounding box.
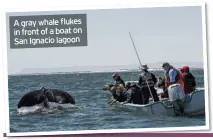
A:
[8,70,206,133]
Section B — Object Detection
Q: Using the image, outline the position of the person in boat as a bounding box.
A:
[161,62,186,116]
[138,64,159,104]
[102,73,126,105]
[112,73,125,88]
[103,84,127,104]
[161,62,182,87]
[115,84,127,102]
[125,82,131,91]
[157,77,164,88]
[122,82,143,104]
[157,77,168,98]
[180,66,196,94]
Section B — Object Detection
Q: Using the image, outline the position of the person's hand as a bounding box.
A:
[103,85,109,90]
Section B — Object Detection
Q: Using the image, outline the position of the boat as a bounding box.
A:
[109,81,205,117]
[113,33,206,117]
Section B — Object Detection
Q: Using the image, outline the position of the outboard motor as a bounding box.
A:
[168,84,186,116]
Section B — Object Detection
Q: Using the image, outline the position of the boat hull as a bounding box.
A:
[112,88,205,117]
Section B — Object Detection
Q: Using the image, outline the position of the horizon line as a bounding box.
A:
[8,67,204,76]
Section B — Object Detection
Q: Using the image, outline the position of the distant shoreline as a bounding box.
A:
[8,61,204,76]
[8,67,204,76]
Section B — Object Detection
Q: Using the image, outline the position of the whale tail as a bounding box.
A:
[43,98,50,108]
[40,87,47,94]
[17,102,22,108]
[46,89,55,101]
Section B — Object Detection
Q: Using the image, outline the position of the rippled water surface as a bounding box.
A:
[8,70,206,132]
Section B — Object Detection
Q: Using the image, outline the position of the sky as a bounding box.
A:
[6,6,204,74]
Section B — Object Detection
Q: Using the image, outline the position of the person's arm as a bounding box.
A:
[169,69,177,85]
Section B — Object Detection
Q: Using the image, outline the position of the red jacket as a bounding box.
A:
[180,66,196,94]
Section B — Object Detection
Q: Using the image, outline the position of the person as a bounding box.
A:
[138,64,159,104]
[125,82,131,91]
[157,77,168,98]
[161,62,185,116]
[121,82,143,104]
[180,66,196,94]
[161,62,182,87]
[112,73,125,88]
[103,73,126,105]
[103,84,127,104]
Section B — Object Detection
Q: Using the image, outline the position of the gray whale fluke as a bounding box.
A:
[17,87,75,108]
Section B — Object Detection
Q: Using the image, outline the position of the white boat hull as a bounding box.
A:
[112,87,205,116]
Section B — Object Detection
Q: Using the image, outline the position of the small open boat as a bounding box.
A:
[112,33,206,116]
[109,81,205,117]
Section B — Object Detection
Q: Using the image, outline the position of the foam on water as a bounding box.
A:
[17,103,44,115]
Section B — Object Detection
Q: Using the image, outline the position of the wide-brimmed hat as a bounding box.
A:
[141,64,149,70]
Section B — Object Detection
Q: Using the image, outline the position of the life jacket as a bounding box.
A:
[180,73,196,94]
[164,68,183,89]
[139,72,155,87]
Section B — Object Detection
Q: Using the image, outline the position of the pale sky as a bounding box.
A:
[7,6,204,74]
